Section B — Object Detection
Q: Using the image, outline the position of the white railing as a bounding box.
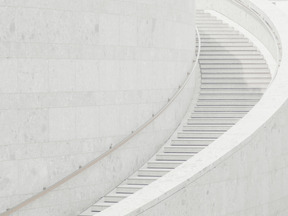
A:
[0,27,202,216]
[232,0,282,86]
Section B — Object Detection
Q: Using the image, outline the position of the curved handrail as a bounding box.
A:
[232,0,282,86]
[1,27,201,216]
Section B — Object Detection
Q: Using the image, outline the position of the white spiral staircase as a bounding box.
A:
[79,10,271,216]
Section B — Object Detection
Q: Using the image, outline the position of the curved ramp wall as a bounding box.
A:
[0,1,196,215]
[92,0,288,215]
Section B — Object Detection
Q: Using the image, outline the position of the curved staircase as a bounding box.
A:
[79,10,271,216]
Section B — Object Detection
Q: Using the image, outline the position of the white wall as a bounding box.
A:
[0,0,196,215]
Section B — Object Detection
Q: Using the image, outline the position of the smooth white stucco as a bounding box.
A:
[271,1,288,16]
[93,0,288,215]
[0,1,196,215]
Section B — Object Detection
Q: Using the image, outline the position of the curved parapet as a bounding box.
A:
[93,1,288,215]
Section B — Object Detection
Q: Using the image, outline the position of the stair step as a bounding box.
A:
[200,34,245,39]
[194,105,253,112]
[201,83,268,88]
[199,31,240,35]
[197,23,229,26]
[200,50,260,55]
[196,17,221,20]
[202,78,270,84]
[199,93,263,100]
[147,161,182,169]
[164,146,205,153]
[103,194,128,203]
[171,139,214,146]
[200,68,269,73]
[196,14,214,17]
[187,117,239,124]
[200,88,266,94]
[200,58,266,62]
[198,27,235,31]
[196,10,206,13]
[126,177,157,185]
[116,185,143,194]
[156,153,194,161]
[196,11,212,14]
[91,203,112,212]
[200,38,249,43]
[197,100,258,106]
[177,132,222,139]
[196,16,219,20]
[138,169,170,177]
[196,16,214,19]
[182,125,231,131]
[191,112,247,118]
[79,209,96,216]
[197,22,228,25]
[201,66,269,71]
[196,22,225,26]
[199,46,258,51]
[200,59,266,64]
[201,64,268,69]
[200,55,263,60]
[202,73,270,78]
[199,42,253,47]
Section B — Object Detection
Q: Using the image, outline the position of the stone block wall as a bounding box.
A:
[0,0,195,215]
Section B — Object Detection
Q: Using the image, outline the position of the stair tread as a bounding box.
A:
[105,194,129,198]
[148,160,183,164]
[117,185,143,189]
[178,131,224,133]
[172,138,215,141]
[165,146,206,150]
[139,168,171,172]
[157,153,195,155]
[128,176,158,180]
[92,203,112,207]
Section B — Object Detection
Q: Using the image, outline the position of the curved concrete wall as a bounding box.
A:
[92,0,288,215]
[0,1,196,215]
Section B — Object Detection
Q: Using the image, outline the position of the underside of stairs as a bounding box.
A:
[79,10,271,216]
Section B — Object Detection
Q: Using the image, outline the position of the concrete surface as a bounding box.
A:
[0,1,196,215]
